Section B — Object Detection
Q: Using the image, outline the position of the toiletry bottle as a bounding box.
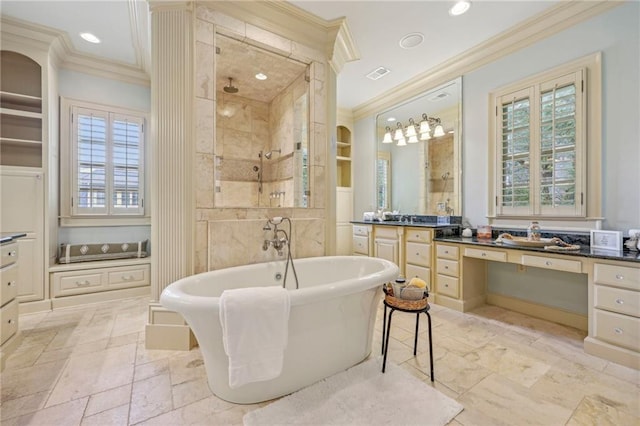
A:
[527,221,541,241]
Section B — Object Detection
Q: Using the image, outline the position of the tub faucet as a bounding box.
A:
[262,217,289,256]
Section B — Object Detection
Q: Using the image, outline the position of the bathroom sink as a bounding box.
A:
[501,237,554,248]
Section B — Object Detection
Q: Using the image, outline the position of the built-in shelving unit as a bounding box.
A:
[0,51,43,168]
[336,125,351,188]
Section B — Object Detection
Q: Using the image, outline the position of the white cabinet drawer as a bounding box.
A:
[0,299,18,345]
[436,244,459,260]
[1,243,18,268]
[406,228,432,243]
[352,235,369,255]
[594,285,640,318]
[375,226,399,240]
[464,247,506,262]
[436,258,459,278]
[405,264,431,291]
[107,266,148,288]
[352,225,369,237]
[593,263,640,291]
[0,263,18,307]
[406,242,431,267]
[594,309,640,352]
[58,272,103,296]
[521,255,582,273]
[437,274,459,298]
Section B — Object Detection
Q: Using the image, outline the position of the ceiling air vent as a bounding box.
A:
[366,66,390,81]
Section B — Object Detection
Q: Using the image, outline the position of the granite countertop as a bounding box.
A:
[351,220,460,229]
[0,233,27,245]
[435,236,640,264]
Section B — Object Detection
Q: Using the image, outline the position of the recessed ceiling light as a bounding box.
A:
[399,33,424,49]
[449,1,471,16]
[387,117,396,122]
[80,32,101,44]
[255,72,268,80]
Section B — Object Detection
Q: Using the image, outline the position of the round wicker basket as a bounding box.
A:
[383,283,429,310]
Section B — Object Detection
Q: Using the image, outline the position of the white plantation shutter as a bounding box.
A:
[71,106,144,216]
[377,152,390,210]
[493,68,585,218]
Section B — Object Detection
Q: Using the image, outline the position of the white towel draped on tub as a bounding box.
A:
[219,286,291,389]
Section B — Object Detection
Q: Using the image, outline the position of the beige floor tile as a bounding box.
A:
[566,395,640,426]
[168,348,206,386]
[1,360,66,403]
[81,404,130,426]
[136,397,243,426]
[3,397,88,426]
[4,344,45,370]
[458,373,573,425]
[463,341,551,387]
[0,391,49,421]
[172,376,213,409]
[108,332,141,349]
[45,343,136,407]
[134,358,170,382]
[85,383,132,417]
[129,372,173,424]
[602,361,640,385]
[418,351,492,394]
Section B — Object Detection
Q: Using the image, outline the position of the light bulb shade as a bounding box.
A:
[396,136,407,146]
[393,128,404,140]
[382,131,393,144]
[408,134,419,143]
[419,119,431,134]
[433,124,445,137]
[420,132,431,141]
[405,124,417,138]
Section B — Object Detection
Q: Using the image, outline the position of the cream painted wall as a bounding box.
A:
[353,2,640,233]
[57,69,151,245]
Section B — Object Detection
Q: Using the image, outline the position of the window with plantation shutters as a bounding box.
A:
[70,104,145,217]
[492,68,585,218]
[377,151,391,210]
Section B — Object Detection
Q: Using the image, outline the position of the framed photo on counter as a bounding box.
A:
[590,230,623,251]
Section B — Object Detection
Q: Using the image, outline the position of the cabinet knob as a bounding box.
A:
[122,275,134,281]
[545,261,552,266]
[444,250,449,254]
[416,252,420,256]
[75,280,91,287]
[7,319,15,325]
[7,251,17,257]
[445,284,449,287]
[615,298,624,305]
[615,274,624,280]
[481,253,487,257]
[6,281,15,287]
[614,327,623,335]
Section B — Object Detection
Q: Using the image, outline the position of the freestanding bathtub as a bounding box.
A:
[160,255,398,404]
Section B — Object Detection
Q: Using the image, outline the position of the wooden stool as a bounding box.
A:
[381,288,434,381]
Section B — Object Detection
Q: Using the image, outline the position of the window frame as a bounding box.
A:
[60,97,148,226]
[488,53,601,225]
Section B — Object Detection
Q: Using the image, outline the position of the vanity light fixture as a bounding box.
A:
[449,1,471,16]
[393,122,404,141]
[405,118,417,138]
[433,119,446,137]
[407,134,419,144]
[382,127,393,144]
[80,32,101,44]
[419,113,431,134]
[396,136,407,146]
[255,72,268,80]
[420,131,432,141]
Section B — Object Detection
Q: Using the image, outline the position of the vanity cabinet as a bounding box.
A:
[586,261,640,368]
[404,228,433,290]
[352,225,372,256]
[0,241,21,371]
[435,243,460,299]
[373,226,400,266]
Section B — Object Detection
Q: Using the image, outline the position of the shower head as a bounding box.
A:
[223,77,238,94]
[264,149,281,159]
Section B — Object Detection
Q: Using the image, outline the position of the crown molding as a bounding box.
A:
[327,18,360,74]
[352,0,622,121]
[129,0,151,74]
[1,16,150,87]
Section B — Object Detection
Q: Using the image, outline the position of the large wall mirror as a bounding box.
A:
[214,34,310,208]
[375,77,462,216]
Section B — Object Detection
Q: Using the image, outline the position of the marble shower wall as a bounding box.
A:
[194,5,328,273]
[426,134,457,215]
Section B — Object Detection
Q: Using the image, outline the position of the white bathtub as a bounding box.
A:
[160,255,398,404]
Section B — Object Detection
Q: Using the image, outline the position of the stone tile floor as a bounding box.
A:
[1,296,638,425]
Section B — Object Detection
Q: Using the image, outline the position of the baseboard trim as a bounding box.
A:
[51,286,151,310]
[584,336,640,370]
[487,293,587,331]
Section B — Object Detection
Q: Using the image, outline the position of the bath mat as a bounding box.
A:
[243,357,463,426]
